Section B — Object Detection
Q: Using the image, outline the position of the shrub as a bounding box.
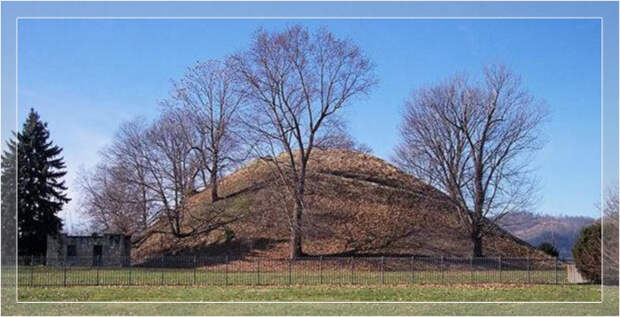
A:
[572,222,601,283]
[602,188,618,285]
[537,242,559,257]
[223,226,236,243]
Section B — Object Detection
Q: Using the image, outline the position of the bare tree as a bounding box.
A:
[80,114,240,240]
[394,65,547,257]
[141,110,241,238]
[314,120,373,154]
[78,119,155,236]
[141,110,199,237]
[78,163,148,236]
[163,60,247,201]
[230,25,377,258]
[108,119,155,230]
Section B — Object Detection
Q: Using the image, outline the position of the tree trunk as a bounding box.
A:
[210,169,218,202]
[472,231,483,257]
[141,185,148,230]
[289,197,303,259]
[210,151,219,202]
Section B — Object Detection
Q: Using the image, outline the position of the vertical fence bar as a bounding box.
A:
[63,262,67,287]
[319,256,323,285]
[470,257,474,284]
[225,256,229,286]
[161,257,165,285]
[562,259,568,285]
[256,258,260,285]
[554,257,558,285]
[440,256,444,284]
[30,256,34,287]
[410,256,414,284]
[350,256,354,284]
[498,256,502,283]
[527,257,531,284]
[288,260,292,285]
[128,261,132,286]
[381,256,385,284]
[96,264,100,286]
[193,256,197,286]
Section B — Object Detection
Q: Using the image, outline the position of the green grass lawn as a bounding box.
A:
[3,284,617,316]
[17,283,601,302]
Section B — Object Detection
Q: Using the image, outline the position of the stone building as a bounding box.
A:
[46,233,131,267]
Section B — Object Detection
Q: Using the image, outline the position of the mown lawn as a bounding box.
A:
[2,284,617,315]
[17,283,601,302]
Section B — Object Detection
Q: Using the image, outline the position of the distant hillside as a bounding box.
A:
[135,149,550,260]
[498,211,596,259]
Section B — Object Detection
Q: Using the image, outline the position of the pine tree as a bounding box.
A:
[1,133,18,259]
[9,108,70,256]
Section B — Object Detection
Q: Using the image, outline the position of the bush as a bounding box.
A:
[537,242,559,257]
[602,190,618,285]
[572,222,601,283]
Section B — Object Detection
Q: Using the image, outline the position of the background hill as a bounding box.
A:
[134,149,550,261]
[498,211,596,259]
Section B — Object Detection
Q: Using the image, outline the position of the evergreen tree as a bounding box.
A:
[1,133,18,259]
[537,242,559,257]
[8,108,70,255]
[572,222,601,283]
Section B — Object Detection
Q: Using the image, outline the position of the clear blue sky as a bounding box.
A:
[2,1,617,231]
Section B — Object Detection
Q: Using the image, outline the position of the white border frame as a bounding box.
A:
[13,15,605,305]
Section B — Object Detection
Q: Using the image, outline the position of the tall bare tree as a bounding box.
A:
[81,113,240,239]
[78,163,149,235]
[230,25,377,258]
[78,118,155,236]
[142,110,199,237]
[394,65,547,257]
[163,60,247,201]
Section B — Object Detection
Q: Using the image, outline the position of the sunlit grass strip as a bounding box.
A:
[16,284,604,303]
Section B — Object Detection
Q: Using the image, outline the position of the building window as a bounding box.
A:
[67,245,77,257]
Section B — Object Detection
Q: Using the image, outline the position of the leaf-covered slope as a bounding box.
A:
[134,149,547,260]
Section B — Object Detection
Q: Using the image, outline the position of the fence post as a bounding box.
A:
[256,258,260,285]
[440,256,444,284]
[350,256,354,285]
[63,261,67,287]
[161,256,165,285]
[288,260,292,285]
[498,256,502,283]
[192,255,196,285]
[319,256,323,285]
[554,257,558,285]
[225,255,229,286]
[470,257,474,284]
[30,255,34,287]
[96,263,100,286]
[128,260,132,286]
[527,256,531,284]
[381,256,385,284]
[410,256,414,284]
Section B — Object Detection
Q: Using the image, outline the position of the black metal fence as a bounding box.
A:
[14,255,574,287]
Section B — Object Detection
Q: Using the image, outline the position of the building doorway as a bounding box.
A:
[93,245,103,266]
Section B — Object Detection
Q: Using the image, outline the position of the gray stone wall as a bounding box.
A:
[46,233,131,267]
